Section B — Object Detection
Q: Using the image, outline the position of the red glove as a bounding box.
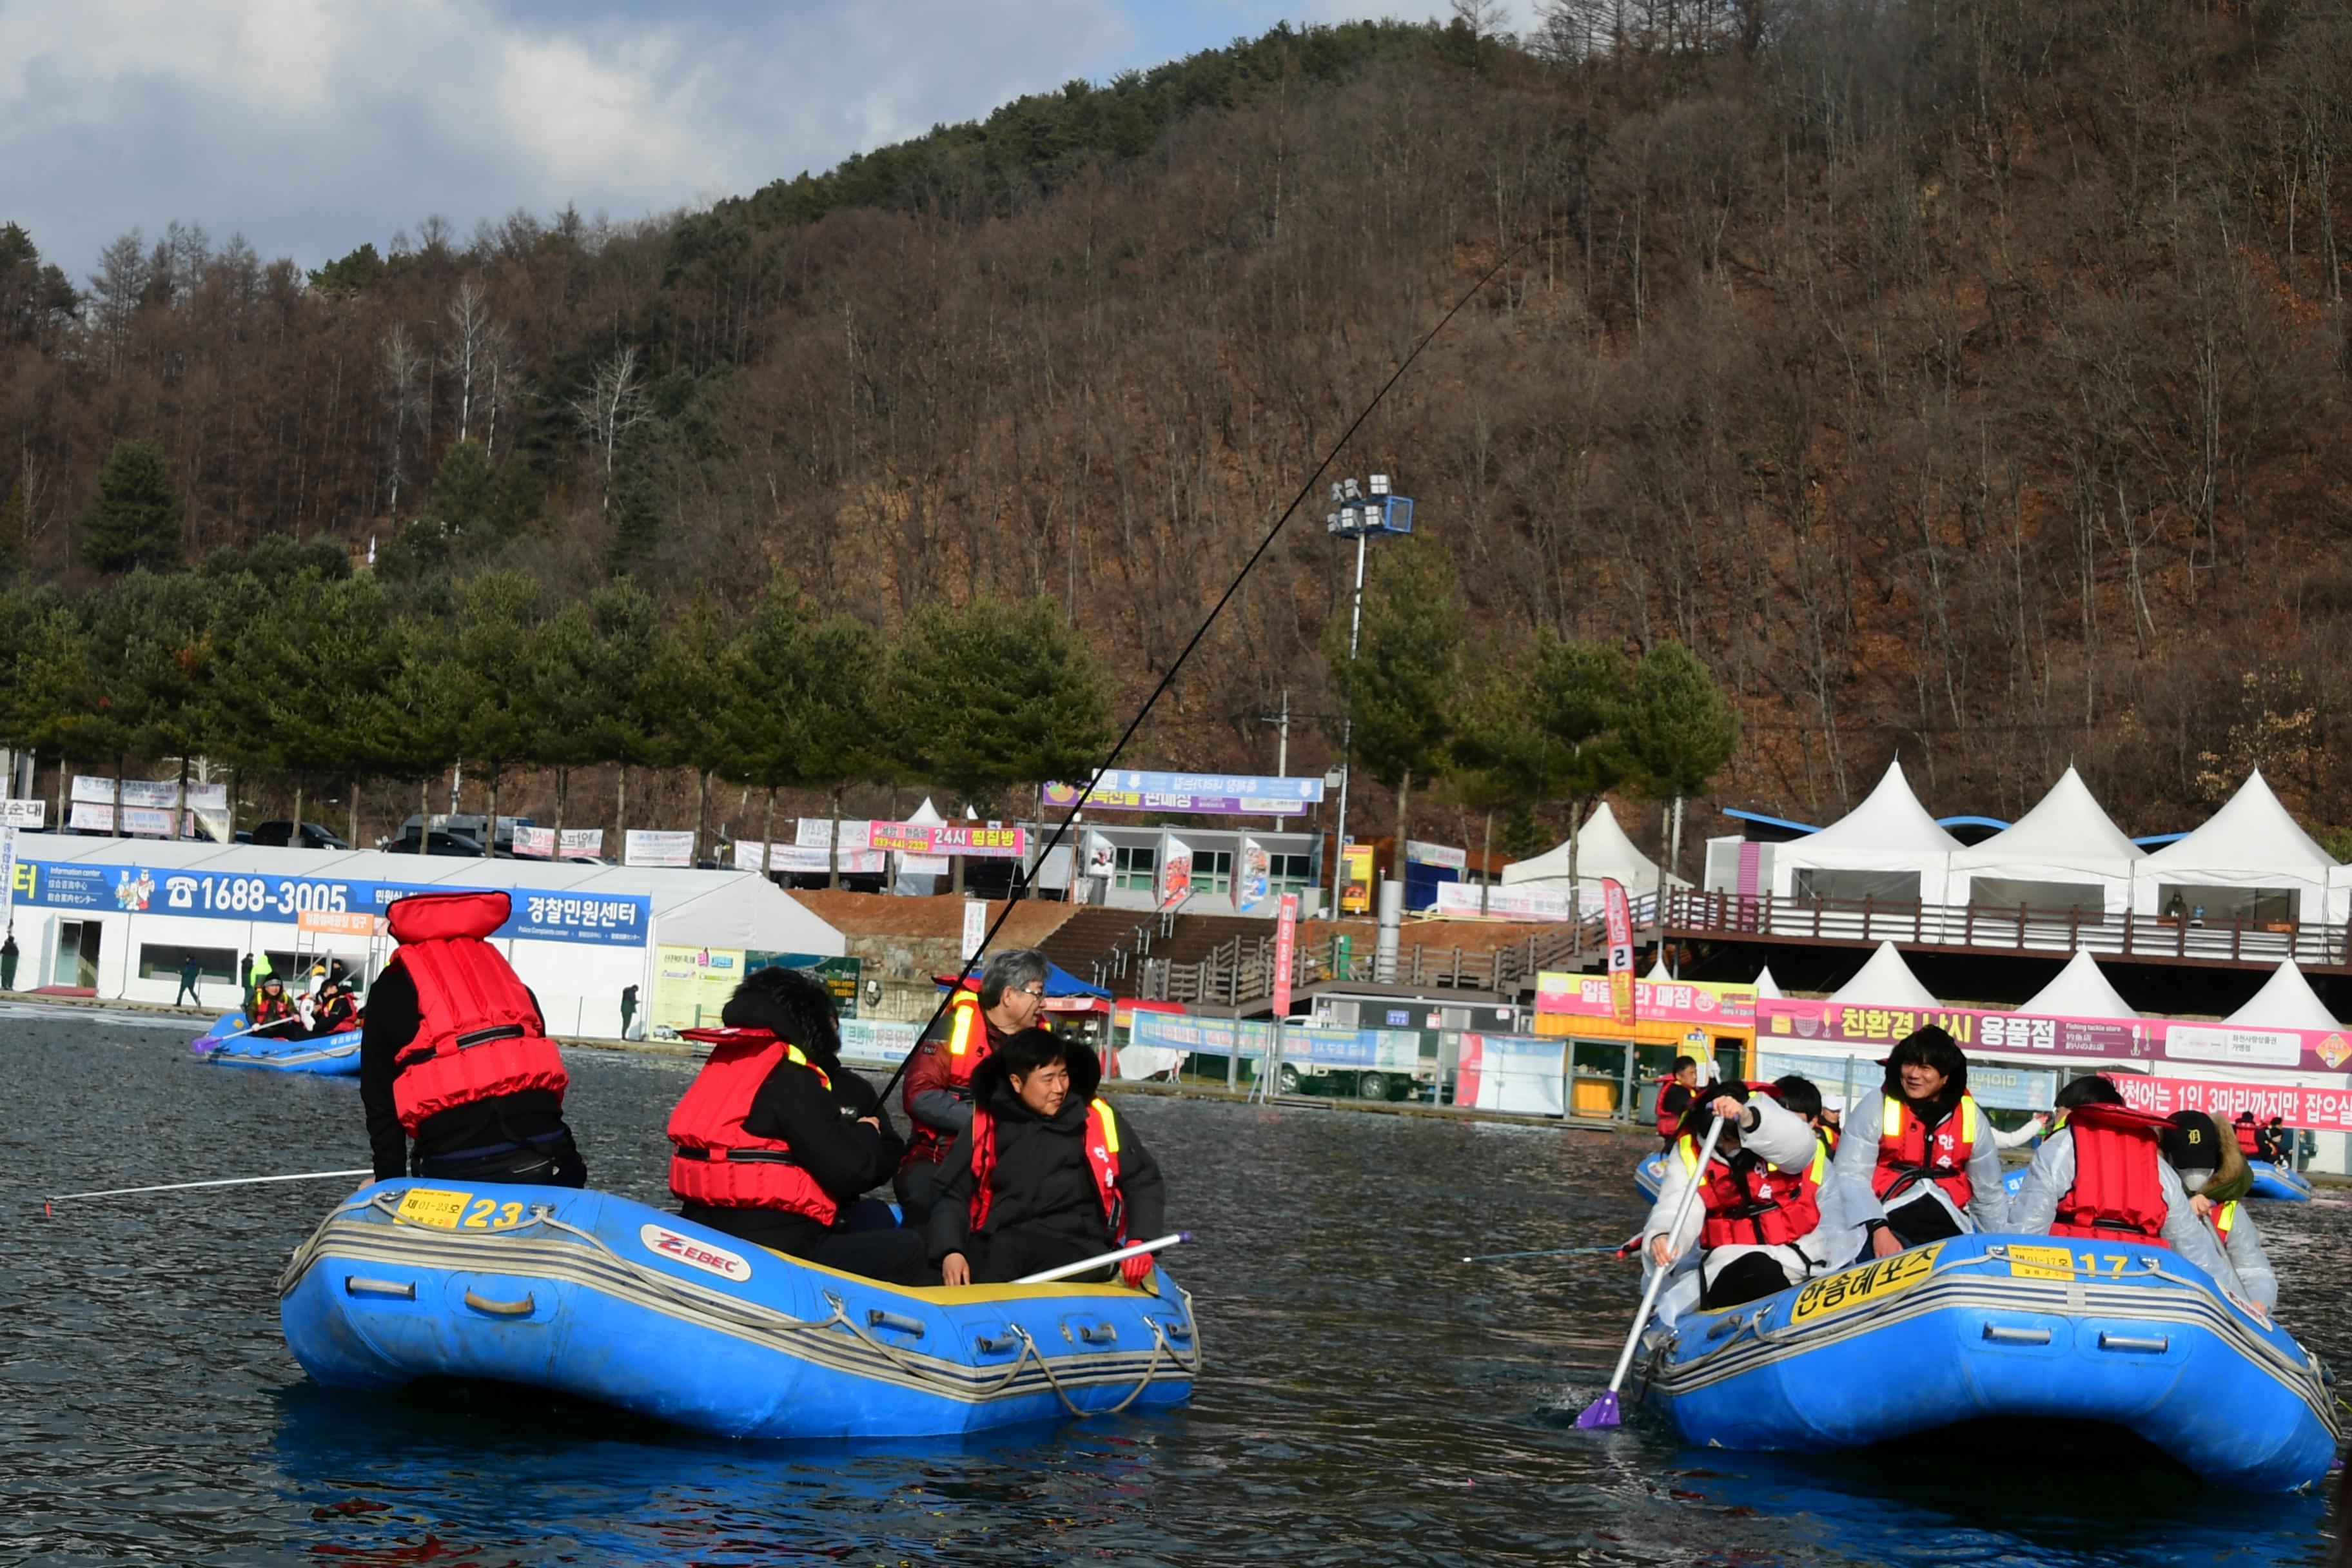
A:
[1120,1253,1156,1289]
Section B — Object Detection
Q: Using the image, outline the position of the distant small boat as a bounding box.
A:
[190,1012,362,1075]
[2246,1160,2313,1204]
[1635,1152,1667,1204]
[1640,1233,2337,1492]
[279,1182,1199,1438]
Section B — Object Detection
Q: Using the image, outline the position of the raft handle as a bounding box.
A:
[975,1333,1020,1356]
[344,1276,416,1301]
[1157,1319,1193,1342]
[462,1289,536,1317]
[1075,1322,1118,1345]
[865,1309,926,1339]
[1980,1324,2051,1346]
[2097,1333,2170,1355]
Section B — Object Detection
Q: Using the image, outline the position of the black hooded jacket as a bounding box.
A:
[924,1040,1164,1268]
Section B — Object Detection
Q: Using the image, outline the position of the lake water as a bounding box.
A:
[0,1010,2339,1565]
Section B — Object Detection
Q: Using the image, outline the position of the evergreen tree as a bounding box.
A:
[0,484,30,580]
[1527,636,1631,890]
[1623,641,1738,877]
[1326,538,1464,860]
[427,439,493,533]
[887,596,1109,891]
[1449,671,1556,912]
[79,440,183,574]
[451,571,542,854]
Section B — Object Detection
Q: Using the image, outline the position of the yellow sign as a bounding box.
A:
[1790,1244,1943,1325]
[1339,844,1375,916]
[2006,1244,2075,1281]
[395,1187,472,1229]
[651,943,746,1032]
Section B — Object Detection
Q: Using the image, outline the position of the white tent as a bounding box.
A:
[2135,770,2340,926]
[1949,766,2142,917]
[1827,941,1942,1009]
[2223,960,2340,1030]
[1772,760,1959,907]
[1501,801,1688,897]
[893,796,949,895]
[1645,955,1672,981]
[2017,950,2137,1018]
[1752,965,1783,999]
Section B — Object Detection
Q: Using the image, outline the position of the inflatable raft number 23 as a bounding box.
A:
[1642,1233,2338,1492]
[279,1181,1200,1439]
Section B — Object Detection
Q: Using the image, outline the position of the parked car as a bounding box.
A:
[248,820,350,850]
[378,828,491,857]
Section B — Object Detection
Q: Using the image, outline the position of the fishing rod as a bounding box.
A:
[1012,1231,1191,1286]
[42,1168,373,1215]
[877,231,1539,1101]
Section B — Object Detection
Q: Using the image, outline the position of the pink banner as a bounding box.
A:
[1603,879,1634,1024]
[1272,893,1298,1018]
[1759,998,2352,1076]
[2112,1072,2352,1133]
[865,822,1028,859]
[1538,973,1757,1027]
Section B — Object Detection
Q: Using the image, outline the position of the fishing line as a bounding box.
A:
[877,230,1538,1099]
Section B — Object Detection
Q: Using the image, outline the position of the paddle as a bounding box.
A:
[1577,1112,1728,1429]
[44,1168,373,1214]
[1011,1231,1190,1286]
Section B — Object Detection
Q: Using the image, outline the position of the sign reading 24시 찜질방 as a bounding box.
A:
[8,859,649,946]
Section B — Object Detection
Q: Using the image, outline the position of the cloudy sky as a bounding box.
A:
[0,1,1536,279]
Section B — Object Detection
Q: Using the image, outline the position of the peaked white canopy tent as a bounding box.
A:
[2017,949,2137,1018]
[1752,965,1783,999]
[1501,801,1688,899]
[1827,941,1943,1010]
[1949,766,2142,917]
[2222,959,2342,1030]
[1770,761,1959,908]
[2133,770,2341,927]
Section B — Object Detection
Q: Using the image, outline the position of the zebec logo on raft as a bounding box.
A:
[639,1223,754,1282]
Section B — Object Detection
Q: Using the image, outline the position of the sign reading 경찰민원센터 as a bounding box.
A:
[7,858,651,946]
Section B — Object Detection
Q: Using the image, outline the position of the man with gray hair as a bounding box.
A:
[894,947,1051,1222]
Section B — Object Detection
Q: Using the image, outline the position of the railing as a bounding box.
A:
[1659,888,2352,969]
[1139,915,1616,1007]
[1089,903,1186,987]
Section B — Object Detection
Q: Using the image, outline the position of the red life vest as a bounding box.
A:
[2048,1104,2173,1246]
[901,987,1008,1166]
[665,1026,839,1225]
[1872,1093,1981,1210]
[250,992,295,1024]
[941,986,990,1088]
[1681,1133,1826,1248]
[2233,1119,2262,1155]
[1653,1081,1693,1138]
[967,1097,1126,1244]
[384,891,569,1134]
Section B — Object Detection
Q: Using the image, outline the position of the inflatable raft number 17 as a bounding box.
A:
[279,1182,1199,1438]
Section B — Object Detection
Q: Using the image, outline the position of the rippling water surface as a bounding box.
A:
[0,1011,2339,1565]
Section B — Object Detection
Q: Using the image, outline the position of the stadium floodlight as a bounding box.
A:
[1369,473,1391,495]
[1342,477,1360,499]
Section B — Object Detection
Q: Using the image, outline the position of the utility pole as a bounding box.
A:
[1259,689,1291,832]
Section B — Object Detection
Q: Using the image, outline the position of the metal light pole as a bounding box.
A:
[1325,474,1413,916]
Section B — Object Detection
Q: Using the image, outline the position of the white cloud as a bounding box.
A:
[0,0,1533,277]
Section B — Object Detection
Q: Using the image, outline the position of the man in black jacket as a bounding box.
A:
[928,1028,1166,1287]
[671,965,931,1286]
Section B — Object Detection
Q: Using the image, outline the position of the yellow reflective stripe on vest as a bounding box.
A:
[1959,1095,1979,1145]
[1880,1095,1905,1141]
[1095,1098,1121,1153]
[783,1041,830,1091]
[1676,1133,1700,1176]
[947,994,978,1057]
[1807,1142,1829,1184]
[2215,1199,2239,1240]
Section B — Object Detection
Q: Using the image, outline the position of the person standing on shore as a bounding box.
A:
[175,954,202,1006]
[1,926,17,990]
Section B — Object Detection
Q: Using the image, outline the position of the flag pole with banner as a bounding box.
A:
[1602,877,1636,1026]
[1262,891,1299,1100]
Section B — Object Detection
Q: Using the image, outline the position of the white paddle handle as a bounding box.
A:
[1601,1115,1727,1397]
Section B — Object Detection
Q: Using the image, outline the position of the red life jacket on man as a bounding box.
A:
[251,990,295,1024]
[2048,1104,2173,1246]
[966,1097,1126,1244]
[665,1026,839,1225]
[1654,1080,1694,1138]
[384,891,569,1134]
[1872,1092,1981,1210]
[1680,1132,1826,1248]
[2233,1118,2262,1156]
[901,985,1004,1166]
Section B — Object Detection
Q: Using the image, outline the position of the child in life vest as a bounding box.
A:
[2168,1109,2278,1313]
[2009,1075,2250,1306]
[1644,1081,1847,1312]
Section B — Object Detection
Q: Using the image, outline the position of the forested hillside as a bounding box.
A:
[5,3,2352,852]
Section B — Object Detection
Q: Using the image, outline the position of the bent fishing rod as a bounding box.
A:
[876,231,1538,1102]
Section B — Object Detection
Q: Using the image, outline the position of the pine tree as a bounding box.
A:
[1326,538,1464,858]
[79,440,183,574]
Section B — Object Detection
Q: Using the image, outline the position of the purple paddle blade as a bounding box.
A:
[1574,1391,1622,1429]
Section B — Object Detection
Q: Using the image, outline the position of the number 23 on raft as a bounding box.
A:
[394,1188,530,1231]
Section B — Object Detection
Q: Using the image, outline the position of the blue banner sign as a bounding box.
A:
[1043,770,1326,816]
[10,859,650,947]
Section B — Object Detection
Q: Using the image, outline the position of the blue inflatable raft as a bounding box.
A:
[1635,1152,1667,1203]
[192,1012,362,1075]
[2248,1160,2313,1203]
[1638,1233,2338,1492]
[279,1181,1199,1440]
